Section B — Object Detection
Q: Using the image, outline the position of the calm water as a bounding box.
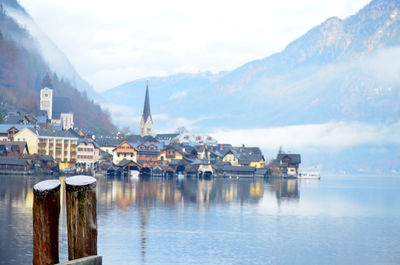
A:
[0,174,399,265]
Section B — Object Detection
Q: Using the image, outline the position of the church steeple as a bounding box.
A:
[142,81,152,122]
[140,81,153,137]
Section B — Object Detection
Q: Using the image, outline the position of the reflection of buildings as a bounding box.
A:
[266,178,299,203]
[96,177,265,211]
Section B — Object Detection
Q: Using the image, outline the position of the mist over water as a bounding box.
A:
[1,174,399,264]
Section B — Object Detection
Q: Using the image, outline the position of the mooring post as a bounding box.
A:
[65,175,97,260]
[33,179,61,265]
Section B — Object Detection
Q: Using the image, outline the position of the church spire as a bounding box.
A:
[142,80,152,122]
[140,81,153,137]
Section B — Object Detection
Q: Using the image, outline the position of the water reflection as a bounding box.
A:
[97,177,278,211]
[0,175,300,264]
[265,178,299,203]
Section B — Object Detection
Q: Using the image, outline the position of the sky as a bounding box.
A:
[18,0,371,92]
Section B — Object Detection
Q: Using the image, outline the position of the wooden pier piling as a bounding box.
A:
[33,179,61,265]
[65,175,97,260]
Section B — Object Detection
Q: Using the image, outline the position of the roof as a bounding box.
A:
[5,114,23,124]
[35,115,48,124]
[155,133,179,140]
[142,82,152,122]
[0,124,35,134]
[52,97,72,118]
[25,127,78,139]
[137,150,160,155]
[222,165,256,173]
[116,159,139,167]
[277,154,301,164]
[96,137,120,147]
[0,157,30,166]
[78,139,100,148]
[133,142,163,150]
[42,73,53,88]
[38,155,54,162]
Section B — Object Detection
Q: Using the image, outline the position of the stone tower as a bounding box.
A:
[140,81,153,137]
[40,73,53,119]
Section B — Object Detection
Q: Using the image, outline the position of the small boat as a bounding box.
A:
[298,171,321,179]
[130,170,139,180]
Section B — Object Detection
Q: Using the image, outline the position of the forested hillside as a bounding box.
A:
[0,3,117,134]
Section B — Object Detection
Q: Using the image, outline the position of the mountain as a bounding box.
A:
[0,0,117,134]
[103,0,400,129]
[102,0,400,173]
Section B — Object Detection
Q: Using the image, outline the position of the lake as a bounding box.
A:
[0,174,399,264]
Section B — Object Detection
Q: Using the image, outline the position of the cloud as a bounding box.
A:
[168,90,188,101]
[211,121,400,153]
[18,0,371,91]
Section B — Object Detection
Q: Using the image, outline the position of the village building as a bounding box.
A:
[140,82,153,137]
[112,141,137,165]
[0,141,29,157]
[178,133,217,146]
[39,74,74,130]
[235,147,265,168]
[97,137,120,156]
[158,145,184,163]
[0,124,35,142]
[0,157,32,172]
[221,165,256,178]
[155,133,179,145]
[276,153,301,176]
[134,142,162,165]
[76,139,100,169]
[222,150,239,166]
[13,127,78,170]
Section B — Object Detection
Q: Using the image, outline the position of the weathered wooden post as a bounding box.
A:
[33,179,61,265]
[65,175,97,260]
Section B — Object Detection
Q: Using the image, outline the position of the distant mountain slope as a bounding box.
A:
[0,1,117,134]
[103,0,400,131]
[1,0,100,100]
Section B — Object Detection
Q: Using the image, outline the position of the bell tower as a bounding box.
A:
[40,73,53,120]
[140,81,153,137]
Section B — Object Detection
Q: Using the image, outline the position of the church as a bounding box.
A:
[40,74,74,130]
[140,81,153,137]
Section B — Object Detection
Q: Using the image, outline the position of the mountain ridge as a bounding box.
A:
[102,0,400,132]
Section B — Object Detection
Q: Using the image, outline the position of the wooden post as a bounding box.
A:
[33,179,61,265]
[65,175,97,260]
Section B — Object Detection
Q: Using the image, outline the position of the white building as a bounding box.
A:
[39,74,74,130]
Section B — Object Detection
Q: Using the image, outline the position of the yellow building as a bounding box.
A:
[14,128,78,170]
[222,150,239,166]
[158,146,184,163]
[249,159,266,169]
[13,127,39,154]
